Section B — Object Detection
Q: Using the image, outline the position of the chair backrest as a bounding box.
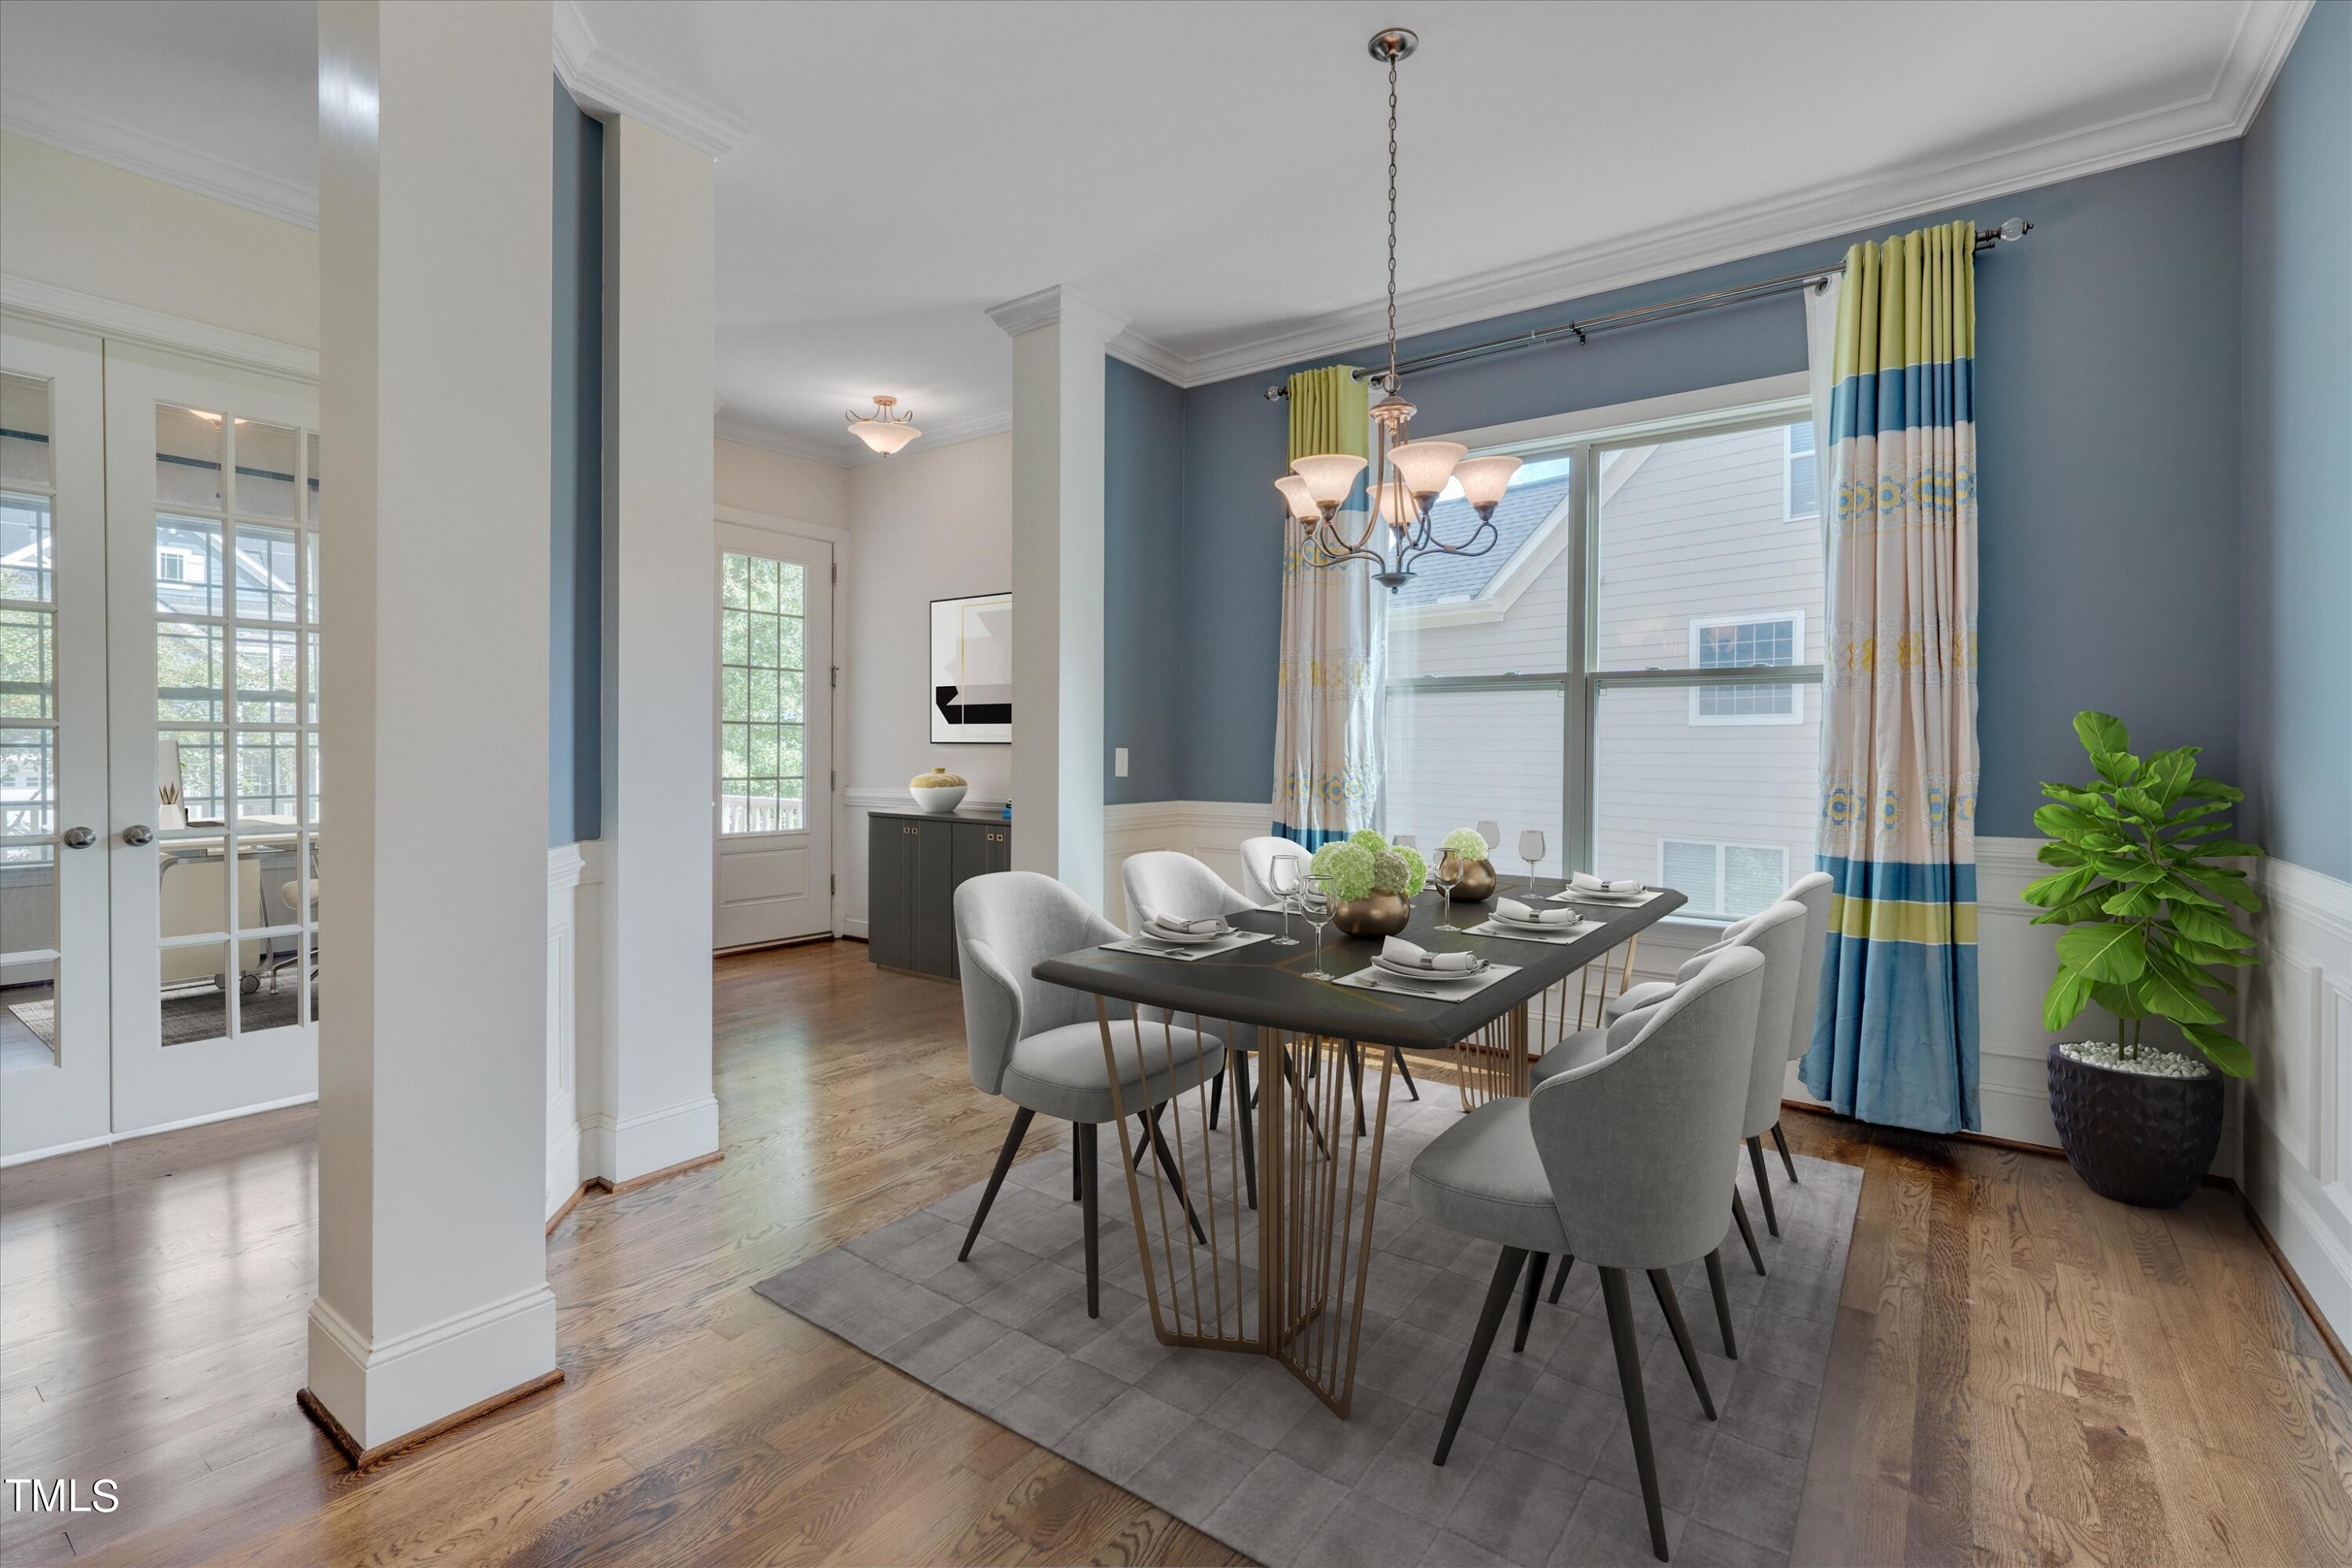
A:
[1527,946,1765,1270]
[1237,837,1310,908]
[1122,851,1250,932]
[1783,871,1835,1064]
[953,872,1123,1095]
[1727,900,1810,1139]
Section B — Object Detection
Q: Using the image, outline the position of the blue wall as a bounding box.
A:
[1104,356,1187,803]
[550,80,603,846]
[1160,140,2251,842]
[2239,2,2350,881]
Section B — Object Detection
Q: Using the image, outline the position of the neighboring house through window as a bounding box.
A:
[1785,421,1817,518]
[1689,611,1802,724]
[1660,838,1789,922]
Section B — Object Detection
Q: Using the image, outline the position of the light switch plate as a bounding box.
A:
[1114,747,1129,778]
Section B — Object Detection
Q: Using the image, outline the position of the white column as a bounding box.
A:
[593,114,718,1183]
[308,0,556,1453]
[987,286,1120,908]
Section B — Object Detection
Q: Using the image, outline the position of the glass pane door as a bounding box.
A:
[713,523,832,950]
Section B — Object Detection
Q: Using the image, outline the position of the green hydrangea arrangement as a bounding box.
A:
[1310,832,1428,901]
[1440,827,1490,862]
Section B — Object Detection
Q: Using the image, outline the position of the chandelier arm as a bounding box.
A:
[1398,516,1501,578]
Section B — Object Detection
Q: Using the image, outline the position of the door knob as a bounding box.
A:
[122,824,155,847]
[63,826,96,848]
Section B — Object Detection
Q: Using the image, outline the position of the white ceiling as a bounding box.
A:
[0,1,2309,465]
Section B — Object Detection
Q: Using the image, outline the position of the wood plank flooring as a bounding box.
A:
[3,939,2347,1566]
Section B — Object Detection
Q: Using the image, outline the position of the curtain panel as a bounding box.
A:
[1801,219,1984,1134]
[1272,365,1383,848]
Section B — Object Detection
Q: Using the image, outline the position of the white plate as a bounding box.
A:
[1372,954,1486,978]
[1558,886,1646,902]
[1141,923,1232,946]
[1494,913,1584,931]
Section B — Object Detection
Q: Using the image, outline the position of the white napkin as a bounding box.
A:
[1147,914,1227,935]
[1495,898,1579,926]
[1380,936,1483,973]
[1571,873,1643,895]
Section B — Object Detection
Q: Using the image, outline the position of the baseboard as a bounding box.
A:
[544,1148,723,1237]
[298,1369,564,1471]
[604,1094,720,1185]
[839,917,869,941]
[303,1286,559,1455]
[0,1091,319,1168]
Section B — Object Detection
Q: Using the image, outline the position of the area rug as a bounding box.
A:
[756,1090,1861,1567]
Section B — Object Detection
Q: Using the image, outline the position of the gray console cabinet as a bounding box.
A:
[867,809,1010,979]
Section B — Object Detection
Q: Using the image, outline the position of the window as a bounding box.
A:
[1689,612,1802,724]
[156,550,187,583]
[1784,422,1817,518]
[1383,391,1822,923]
[1659,839,1789,922]
[718,550,807,834]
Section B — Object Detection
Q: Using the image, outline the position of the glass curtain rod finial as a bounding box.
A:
[846,394,921,456]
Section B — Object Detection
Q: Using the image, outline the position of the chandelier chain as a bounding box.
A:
[1384,46,1399,392]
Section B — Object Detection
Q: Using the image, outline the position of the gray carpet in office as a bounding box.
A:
[755,1086,1861,1567]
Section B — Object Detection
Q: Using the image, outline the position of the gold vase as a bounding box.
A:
[1330,891,1414,938]
[1442,855,1497,903]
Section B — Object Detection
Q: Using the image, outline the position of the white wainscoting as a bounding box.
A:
[546,842,606,1221]
[2240,857,2352,1347]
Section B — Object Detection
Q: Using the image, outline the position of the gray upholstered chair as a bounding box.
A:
[953,872,1226,1318]
[1237,835,1309,907]
[1120,851,1259,1203]
[1408,946,1766,1562]
[1768,871,1835,1181]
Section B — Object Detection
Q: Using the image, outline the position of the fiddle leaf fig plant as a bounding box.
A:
[2022,710,2263,1076]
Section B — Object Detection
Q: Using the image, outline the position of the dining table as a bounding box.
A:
[1032,876,1686,1417]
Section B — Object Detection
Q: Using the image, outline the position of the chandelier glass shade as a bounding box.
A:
[846,394,921,456]
[1276,29,1519,592]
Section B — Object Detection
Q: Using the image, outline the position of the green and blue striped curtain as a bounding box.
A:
[1272,366,1382,847]
[1801,220,1982,1133]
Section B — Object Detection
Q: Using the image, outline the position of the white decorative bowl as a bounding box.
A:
[909,782,967,815]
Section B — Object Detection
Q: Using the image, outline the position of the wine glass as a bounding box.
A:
[1298,873,1334,981]
[1433,851,1464,931]
[1392,833,1417,850]
[1519,829,1547,894]
[1269,854,1302,946]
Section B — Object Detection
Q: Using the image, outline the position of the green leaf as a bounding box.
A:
[2091,981,2147,1020]
[2043,782,2122,818]
[2184,839,2265,860]
[2092,750,2143,787]
[2169,903,2253,952]
[2116,786,2165,821]
[2180,778,2242,804]
[2179,869,2262,913]
[2147,941,2235,998]
[2031,891,2114,927]
[2101,884,2162,919]
[2022,866,2097,908]
[2073,710,2130,757]
[2143,747,2198,808]
[2092,858,2169,884]
[2154,876,2224,909]
[2182,1024,2253,1077]
[2057,923,2149,984]
[2034,804,2111,844]
[2169,935,2257,968]
[2042,967,2096,1032]
[2138,960,2225,1025]
[2036,842,2085,868]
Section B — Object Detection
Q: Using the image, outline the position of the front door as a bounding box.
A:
[713,523,833,949]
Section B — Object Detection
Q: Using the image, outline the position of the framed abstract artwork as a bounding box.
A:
[930,592,1011,744]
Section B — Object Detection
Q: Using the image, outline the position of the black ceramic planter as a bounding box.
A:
[2045,1043,2223,1209]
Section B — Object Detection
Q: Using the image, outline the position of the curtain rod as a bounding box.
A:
[1263,218,2031,400]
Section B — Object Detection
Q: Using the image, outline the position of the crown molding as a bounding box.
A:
[715,406,1014,470]
[2,272,318,383]
[985,285,1129,344]
[1105,326,1191,388]
[1160,0,2314,388]
[554,0,753,159]
[1,93,318,230]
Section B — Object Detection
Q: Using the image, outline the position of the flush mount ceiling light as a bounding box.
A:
[1276,28,1519,592]
[845,394,921,456]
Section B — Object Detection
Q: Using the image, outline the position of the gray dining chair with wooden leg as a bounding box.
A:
[953,873,1226,1317]
[1409,945,1766,1563]
[1120,851,1261,1207]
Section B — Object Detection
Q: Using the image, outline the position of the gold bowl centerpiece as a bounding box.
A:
[1438,827,1498,902]
[1310,830,1428,938]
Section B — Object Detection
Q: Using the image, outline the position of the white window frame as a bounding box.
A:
[1784,421,1818,520]
[1381,372,1824,925]
[1657,838,1790,920]
[1686,610,1805,727]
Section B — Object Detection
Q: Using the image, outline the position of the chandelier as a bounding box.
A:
[846,394,921,456]
[1274,28,1519,592]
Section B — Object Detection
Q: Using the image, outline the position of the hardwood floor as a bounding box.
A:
[2,940,2347,1566]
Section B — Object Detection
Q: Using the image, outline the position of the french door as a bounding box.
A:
[0,325,321,1162]
[713,523,833,949]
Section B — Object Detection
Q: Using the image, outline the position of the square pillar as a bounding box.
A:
[988,286,1120,908]
[307,0,557,1454]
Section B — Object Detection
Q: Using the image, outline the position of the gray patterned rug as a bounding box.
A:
[755,1090,1860,1567]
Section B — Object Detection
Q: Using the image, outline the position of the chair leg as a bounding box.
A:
[1704,1247,1737,1359]
[1279,1047,1330,1159]
[1145,1109,1210,1245]
[1600,1267,1670,1562]
[1434,1245,1527,1465]
[1392,1046,1420,1102]
[1080,1123,1100,1318]
[1133,1110,1152,1169]
[1771,1120,1798,1183]
[1515,1251,1549,1352]
[1208,1069,1224,1131]
[1732,1189,1766,1276]
[1748,1135,1780,1238]
[1547,1252,1577,1305]
[1649,1268,1716,1421]
[1072,1130,1083,1202]
[958,1106,1036,1261]
[1233,1051,1258,1211]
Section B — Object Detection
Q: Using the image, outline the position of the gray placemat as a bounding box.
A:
[756,1090,1861,1567]
[1334,962,1522,1001]
[1103,930,1278,962]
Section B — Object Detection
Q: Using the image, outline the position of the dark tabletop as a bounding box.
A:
[1033,879,1688,1051]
